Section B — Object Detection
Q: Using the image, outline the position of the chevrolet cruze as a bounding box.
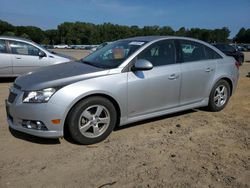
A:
[6,36,239,144]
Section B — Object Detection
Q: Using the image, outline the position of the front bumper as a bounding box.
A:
[5,87,65,138]
[7,116,63,138]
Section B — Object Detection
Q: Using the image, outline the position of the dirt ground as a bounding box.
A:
[52,49,91,60]
[0,50,249,188]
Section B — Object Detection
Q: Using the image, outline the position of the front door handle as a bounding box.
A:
[168,74,179,80]
[16,57,21,59]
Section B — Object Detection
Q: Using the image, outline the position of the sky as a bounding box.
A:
[0,0,250,38]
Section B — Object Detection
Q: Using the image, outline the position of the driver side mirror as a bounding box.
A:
[38,51,46,58]
[132,59,153,71]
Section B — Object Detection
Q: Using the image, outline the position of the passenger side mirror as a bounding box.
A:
[132,59,153,71]
[38,51,46,58]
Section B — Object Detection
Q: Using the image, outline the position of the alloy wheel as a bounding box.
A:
[214,85,228,107]
[78,105,110,138]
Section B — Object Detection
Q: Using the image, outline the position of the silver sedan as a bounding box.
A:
[6,36,239,144]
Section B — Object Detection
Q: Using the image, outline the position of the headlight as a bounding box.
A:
[23,88,56,103]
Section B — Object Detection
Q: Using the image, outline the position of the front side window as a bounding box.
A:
[137,40,176,66]
[82,40,147,69]
[9,41,41,56]
[179,40,206,63]
[0,40,7,53]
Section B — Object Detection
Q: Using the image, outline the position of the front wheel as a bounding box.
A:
[207,80,230,112]
[66,97,117,145]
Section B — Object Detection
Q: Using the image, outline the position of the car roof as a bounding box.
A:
[119,36,215,46]
[122,36,170,42]
[0,35,34,43]
[213,43,231,46]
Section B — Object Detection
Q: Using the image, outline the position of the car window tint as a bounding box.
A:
[0,40,7,53]
[204,46,222,59]
[179,40,206,62]
[9,41,40,56]
[214,44,235,52]
[137,40,175,66]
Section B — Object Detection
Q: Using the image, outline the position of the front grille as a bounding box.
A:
[8,92,17,103]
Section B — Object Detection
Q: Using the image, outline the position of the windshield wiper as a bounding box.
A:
[81,60,115,69]
[81,60,100,67]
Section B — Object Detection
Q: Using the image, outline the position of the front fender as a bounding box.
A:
[48,73,128,127]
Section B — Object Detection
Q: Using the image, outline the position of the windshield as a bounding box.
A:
[81,40,147,69]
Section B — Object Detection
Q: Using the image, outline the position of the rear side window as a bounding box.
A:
[137,40,176,66]
[179,40,206,63]
[178,40,222,62]
[204,46,222,59]
[9,41,40,56]
[0,40,7,53]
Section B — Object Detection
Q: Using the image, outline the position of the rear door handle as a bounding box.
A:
[16,57,21,59]
[205,67,213,72]
[168,74,179,80]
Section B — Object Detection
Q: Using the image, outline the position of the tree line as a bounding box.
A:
[0,19,249,45]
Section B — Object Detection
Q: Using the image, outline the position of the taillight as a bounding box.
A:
[235,61,240,69]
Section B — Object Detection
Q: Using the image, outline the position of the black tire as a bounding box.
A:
[207,80,231,112]
[66,96,117,145]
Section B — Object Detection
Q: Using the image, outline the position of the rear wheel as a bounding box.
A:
[208,80,230,112]
[66,97,117,144]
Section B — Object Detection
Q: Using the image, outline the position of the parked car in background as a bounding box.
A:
[230,44,247,52]
[70,45,86,50]
[0,36,72,77]
[90,45,99,52]
[237,45,247,52]
[243,44,250,51]
[70,45,80,49]
[213,43,244,65]
[40,44,54,49]
[53,44,70,49]
[84,45,94,50]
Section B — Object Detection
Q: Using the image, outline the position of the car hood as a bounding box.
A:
[15,61,110,90]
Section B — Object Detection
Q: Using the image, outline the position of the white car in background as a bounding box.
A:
[53,44,70,49]
[0,36,72,77]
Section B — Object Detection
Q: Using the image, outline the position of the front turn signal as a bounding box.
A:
[51,119,61,124]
